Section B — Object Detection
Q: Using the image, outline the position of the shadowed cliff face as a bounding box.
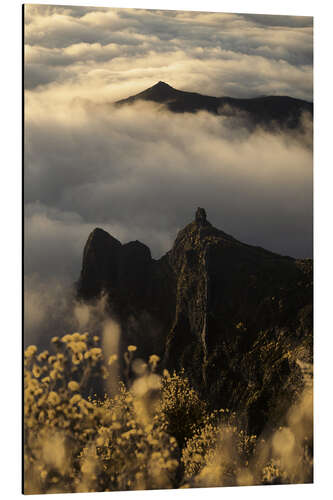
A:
[77,226,177,359]
[77,209,312,434]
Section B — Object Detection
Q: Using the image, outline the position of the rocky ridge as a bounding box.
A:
[77,209,312,434]
[115,81,313,131]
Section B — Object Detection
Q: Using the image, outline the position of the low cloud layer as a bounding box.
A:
[25,98,312,268]
[24,5,313,101]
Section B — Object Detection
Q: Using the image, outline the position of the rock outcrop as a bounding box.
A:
[77,210,312,433]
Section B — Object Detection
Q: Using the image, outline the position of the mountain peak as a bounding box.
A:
[145,81,176,95]
[154,81,173,88]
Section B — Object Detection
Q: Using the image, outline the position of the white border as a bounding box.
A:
[2,1,332,498]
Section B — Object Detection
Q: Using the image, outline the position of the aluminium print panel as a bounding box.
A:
[24,3,313,494]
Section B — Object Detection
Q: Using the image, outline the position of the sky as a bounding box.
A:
[24,3,313,344]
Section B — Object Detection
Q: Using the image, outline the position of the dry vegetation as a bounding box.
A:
[24,333,313,494]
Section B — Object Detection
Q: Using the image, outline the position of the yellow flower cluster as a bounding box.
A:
[24,333,313,494]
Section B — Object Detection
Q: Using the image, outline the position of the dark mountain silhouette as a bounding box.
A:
[115,81,313,130]
[77,209,312,434]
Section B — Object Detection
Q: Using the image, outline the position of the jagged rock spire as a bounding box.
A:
[195,207,207,226]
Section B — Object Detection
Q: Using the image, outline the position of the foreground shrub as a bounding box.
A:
[182,410,257,486]
[24,332,313,493]
[24,334,179,493]
[154,370,207,449]
[78,386,179,492]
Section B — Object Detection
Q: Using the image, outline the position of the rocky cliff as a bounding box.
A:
[77,209,312,434]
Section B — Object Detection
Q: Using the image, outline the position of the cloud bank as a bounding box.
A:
[24,5,313,101]
[25,98,312,267]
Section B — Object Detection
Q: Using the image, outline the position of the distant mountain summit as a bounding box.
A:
[77,209,312,433]
[116,81,220,114]
[115,81,313,130]
[127,81,179,101]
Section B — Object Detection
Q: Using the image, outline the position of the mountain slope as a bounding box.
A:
[115,81,313,130]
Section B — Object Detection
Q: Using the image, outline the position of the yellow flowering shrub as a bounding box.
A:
[181,411,257,486]
[24,333,109,493]
[24,334,179,493]
[154,370,207,448]
[78,386,179,492]
[24,332,313,494]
